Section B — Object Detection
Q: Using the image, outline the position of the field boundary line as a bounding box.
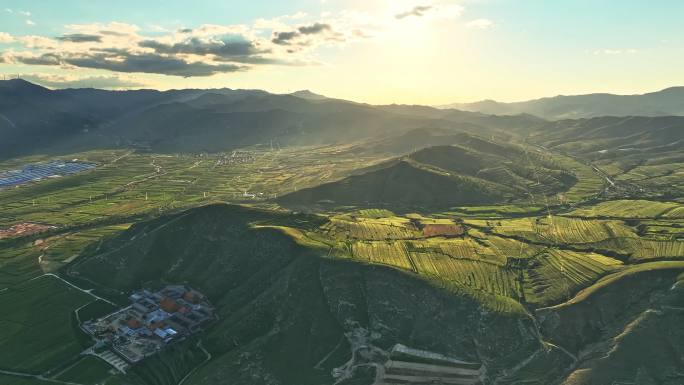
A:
[29,273,117,306]
[177,340,212,385]
[0,368,84,385]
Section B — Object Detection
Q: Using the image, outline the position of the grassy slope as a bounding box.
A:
[278,137,597,211]
[537,263,684,385]
[278,159,509,210]
[70,204,540,385]
[0,198,677,385]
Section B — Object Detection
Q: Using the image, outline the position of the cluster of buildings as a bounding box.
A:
[215,150,256,166]
[82,285,215,363]
[0,222,55,239]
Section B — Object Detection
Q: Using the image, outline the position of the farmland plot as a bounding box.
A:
[409,250,522,299]
[0,275,92,373]
[566,200,683,218]
[488,216,636,245]
[592,237,684,261]
[523,250,622,306]
[322,217,419,240]
[663,206,684,219]
[351,241,413,270]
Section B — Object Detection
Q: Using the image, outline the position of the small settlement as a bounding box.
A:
[82,285,215,364]
[0,222,55,239]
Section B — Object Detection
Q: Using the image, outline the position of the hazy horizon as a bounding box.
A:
[5,76,684,107]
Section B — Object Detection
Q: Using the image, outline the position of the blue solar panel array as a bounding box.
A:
[0,161,96,189]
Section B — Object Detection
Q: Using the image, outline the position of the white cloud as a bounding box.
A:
[0,32,14,43]
[18,35,60,49]
[254,12,310,31]
[394,3,464,21]
[466,18,493,29]
[25,19,36,26]
[20,73,147,89]
[18,10,31,17]
[440,4,465,20]
[593,48,638,55]
[2,14,365,77]
[65,21,140,35]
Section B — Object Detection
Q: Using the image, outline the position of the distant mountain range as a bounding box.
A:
[0,79,540,158]
[290,89,328,100]
[441,87,684,119]
[1,79,683,167]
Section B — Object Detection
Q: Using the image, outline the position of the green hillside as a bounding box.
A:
[537,264,684,385]
[68,204,541,385]
[59,203,684,385]
[279,139,578,210]
[1,79,683,385]
[277,158,510,210]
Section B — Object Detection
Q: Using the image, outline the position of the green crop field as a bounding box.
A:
[322,216,420,240]
[0,374,53,385]
[521,249,622,306]
[0,146,386,231]
[0,275,92,373]
[481,216,636,245]
[55,356,115,384]
[0,240,44,287]
[0,141,682,385]
[356,208,395,218]
[566,200,683,218]
[351,241,414,269]
[542,153,606,203]
[470,215,684,261]
[664,206,684,218]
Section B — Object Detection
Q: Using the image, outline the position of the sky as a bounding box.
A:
[0,0,683,104]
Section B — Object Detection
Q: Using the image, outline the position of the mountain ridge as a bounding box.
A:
[440,86,684,119]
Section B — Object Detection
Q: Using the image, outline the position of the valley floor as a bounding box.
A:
[0,144,682,385]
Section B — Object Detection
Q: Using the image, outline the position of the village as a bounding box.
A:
[81,285,215,369]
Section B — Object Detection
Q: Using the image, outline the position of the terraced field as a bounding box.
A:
[409,250,521,299]
[591,237,684,261]
[478,216,636,245]
[522,250,622,306]
[0,143,681,385]
[322,216,419,240]
[351,241,413,269]
[330,222,624,307]
[566,200,683,218]
[638,219,684,240]
[473,214,684,261]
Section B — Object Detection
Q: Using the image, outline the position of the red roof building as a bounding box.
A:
[160,297,180,313]
[183,291,200,304]
[127,318,142,329]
